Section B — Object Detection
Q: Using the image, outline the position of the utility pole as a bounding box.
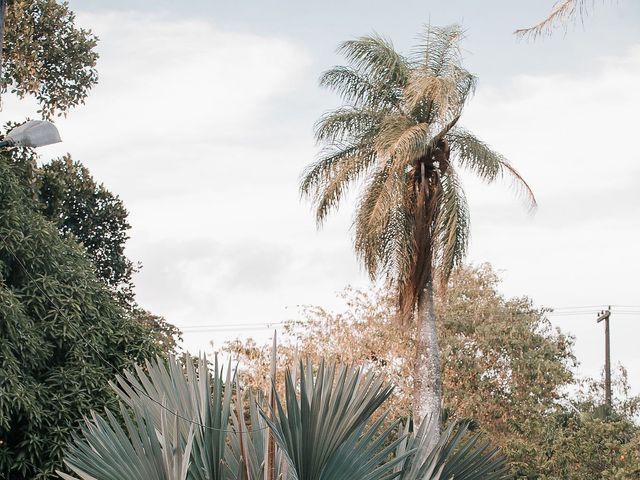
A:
[596,306,612,410]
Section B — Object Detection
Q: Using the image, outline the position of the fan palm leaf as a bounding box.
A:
[395,417,509,480]
[57,404,194,480]
[261,359,396,480]
[110,355,235,480]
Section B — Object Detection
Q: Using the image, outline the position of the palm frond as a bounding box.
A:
[432,169,470,287]
[320,414,410,480]
[319,66,403,111]
[354,159,413,280]
[338,34,410,94]
[410,25,476,125]
[447,129,537,211]
[58,404,194,480]
[375,116,430,166]
[227,390,293,480]
[413,25,465,79]
[314,107,381,145]
[262,359,394,480]
[514,0,601,39]
[301,142,377,225]
[110,355,236,480]
[395,417,510,480]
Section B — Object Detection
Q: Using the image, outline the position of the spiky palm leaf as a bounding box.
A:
[57,403,194,480]
[110,355,236,480]
[300,25,536,319]
[262,359,399,480]
[395,417,509,480]
[226,389,293,480]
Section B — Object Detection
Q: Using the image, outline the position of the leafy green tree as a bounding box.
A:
[225,264,575,440]
[2,0,98,117]
[38,155,137,306]
[225,264,640,479]
[6,152,182,353]
[300,25,536,433]
[0,157,162,479]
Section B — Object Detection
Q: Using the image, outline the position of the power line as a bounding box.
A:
[0,234,268,434]
[176,311,640,334]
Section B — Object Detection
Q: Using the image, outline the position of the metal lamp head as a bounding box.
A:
[0,120,62,148]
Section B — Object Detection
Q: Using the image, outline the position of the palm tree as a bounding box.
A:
[299,25,536,438]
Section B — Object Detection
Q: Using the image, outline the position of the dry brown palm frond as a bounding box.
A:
[515,0,606,39]
[432,169,470,287]
[405,73,458,116]
[354,159,411,278]
[313,148,377,224]
[377,120,432,170]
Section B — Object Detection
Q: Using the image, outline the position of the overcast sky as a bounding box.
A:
[4,1,640,393]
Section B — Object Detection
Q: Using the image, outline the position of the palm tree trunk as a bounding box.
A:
[414,280,442,445]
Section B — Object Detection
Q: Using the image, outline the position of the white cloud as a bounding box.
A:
[2,10,638,392]
[459,45,640,389]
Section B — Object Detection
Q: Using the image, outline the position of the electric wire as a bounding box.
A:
[2,234,638,428]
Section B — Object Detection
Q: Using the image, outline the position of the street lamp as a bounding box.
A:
[0,120,62,148]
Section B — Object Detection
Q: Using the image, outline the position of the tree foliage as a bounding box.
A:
[37,155,136,306]
[225,264,640,478]
[5,150,182,354]
[2,0,99,117]
[0,157,162,479]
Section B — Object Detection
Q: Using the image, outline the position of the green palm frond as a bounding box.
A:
[262,359,395,480]
[319,66,402,111]
[447,128,537,210]
[395,417,509,480]
[227,390,293,480]
[338,34,410,94]
[320,414,409,480]
[110,355,235,480]
[314,107,381,144]
[58,404,194,480]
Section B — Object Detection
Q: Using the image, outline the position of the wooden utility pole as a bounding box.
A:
[596,306,612,409]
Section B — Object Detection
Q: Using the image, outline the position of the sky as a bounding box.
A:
[3,1,639,394]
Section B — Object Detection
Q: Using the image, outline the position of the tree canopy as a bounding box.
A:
[2,0,98,117]
[225,264,640,478]
[0,156,162,479]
